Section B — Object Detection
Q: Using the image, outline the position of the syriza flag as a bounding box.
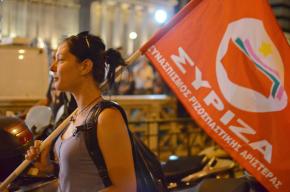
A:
[141,0,290,191]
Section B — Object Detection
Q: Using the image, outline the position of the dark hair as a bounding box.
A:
[63,31,126,87]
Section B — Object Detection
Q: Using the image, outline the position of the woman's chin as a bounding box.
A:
[55,85,70,92]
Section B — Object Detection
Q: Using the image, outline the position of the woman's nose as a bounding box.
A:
[50,61,57,72]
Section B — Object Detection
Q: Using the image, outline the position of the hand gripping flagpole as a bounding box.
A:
[0,50,142,192]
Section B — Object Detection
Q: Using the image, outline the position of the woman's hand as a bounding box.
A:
[25,140,53,173]
[25,140,41,161]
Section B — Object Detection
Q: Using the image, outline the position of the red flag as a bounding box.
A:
[141,0,290,191]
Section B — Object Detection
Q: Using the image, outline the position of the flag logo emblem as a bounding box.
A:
[216,18,287,112]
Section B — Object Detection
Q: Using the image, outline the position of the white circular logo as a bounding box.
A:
[216,18,287,112]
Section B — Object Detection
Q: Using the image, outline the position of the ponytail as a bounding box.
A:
[105,48,126,88]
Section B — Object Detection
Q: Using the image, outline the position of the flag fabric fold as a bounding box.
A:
[142,0,290,191]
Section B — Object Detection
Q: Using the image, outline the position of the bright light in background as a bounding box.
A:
[18,55,24,60]
[154,9,167,24]
[11,129,18,134]
[18,49,25,60]
[10,32,16,38]
[168,155,179,161]
[129,32,138,40]
[18,49,25,54]
[37,38,45,48]
[51,38,58,50]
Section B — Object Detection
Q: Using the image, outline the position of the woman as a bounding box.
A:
[25,32,136,192]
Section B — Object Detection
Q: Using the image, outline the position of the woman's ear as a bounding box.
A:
[80,59,93,75]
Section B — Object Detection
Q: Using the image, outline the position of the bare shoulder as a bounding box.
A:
[96,107,128,138]
[98,107,125,126]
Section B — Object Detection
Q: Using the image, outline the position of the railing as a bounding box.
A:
[104,95,177,121]
[128,118,213,161]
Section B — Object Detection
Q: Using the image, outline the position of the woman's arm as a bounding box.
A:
[97,108,136,192]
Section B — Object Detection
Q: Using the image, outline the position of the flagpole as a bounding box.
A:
[0,50,142,191]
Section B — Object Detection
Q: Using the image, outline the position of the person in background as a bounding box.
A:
[117,68,135,95]
[132,56,154,94]
[25,32,136,192]
[45,78,77,125]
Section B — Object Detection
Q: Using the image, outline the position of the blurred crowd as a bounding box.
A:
[111,55,171,95]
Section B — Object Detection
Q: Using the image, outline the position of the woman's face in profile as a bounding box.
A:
[50,42,83,92]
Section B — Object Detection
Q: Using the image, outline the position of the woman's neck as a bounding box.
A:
[72,82,102,110]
